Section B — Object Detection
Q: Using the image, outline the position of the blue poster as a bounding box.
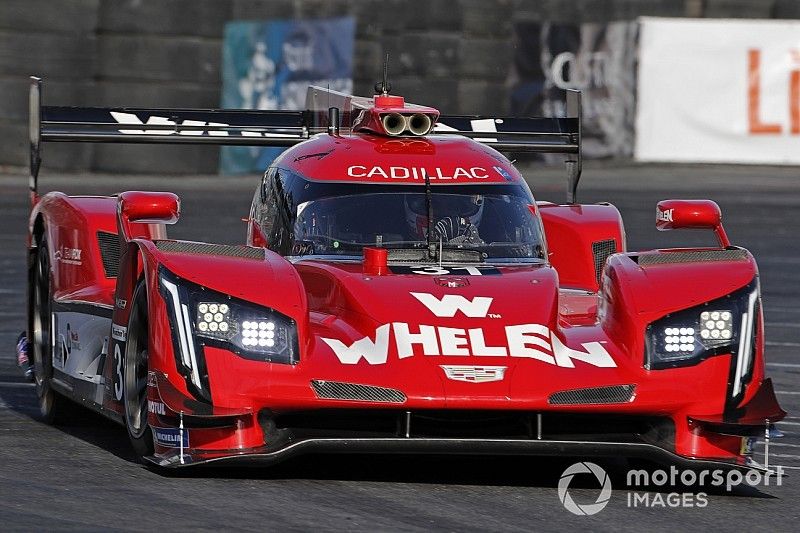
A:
[220,17,355,174]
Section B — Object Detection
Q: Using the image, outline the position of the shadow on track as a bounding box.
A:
[0,382,779,498]
[0,380,136,463]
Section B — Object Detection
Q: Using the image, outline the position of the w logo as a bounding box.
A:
[410,292,493,318]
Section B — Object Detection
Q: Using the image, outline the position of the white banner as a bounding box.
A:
[635,18,800,164]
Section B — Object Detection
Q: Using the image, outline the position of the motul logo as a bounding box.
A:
[321,293,616,368]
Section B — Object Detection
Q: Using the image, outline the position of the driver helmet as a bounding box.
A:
[404,193,484,240]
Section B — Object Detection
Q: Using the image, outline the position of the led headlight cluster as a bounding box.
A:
[645,280,758,370]
[699,311,732,341]
[197,303,230,334]
[192,299,294,360]
[159,267,299,402]
[662,327,695,353]
[241,321,276,348]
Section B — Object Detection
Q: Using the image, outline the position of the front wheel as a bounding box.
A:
[31,237,72,424]
[124,281,154,461]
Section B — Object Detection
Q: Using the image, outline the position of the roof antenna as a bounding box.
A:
[374,53,391,95]
[424,169,436,260]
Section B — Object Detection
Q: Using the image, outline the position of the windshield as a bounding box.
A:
[290,192,544,261]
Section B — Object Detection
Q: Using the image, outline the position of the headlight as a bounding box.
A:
[193,299,295,361]
[158,267,299,402]
[645,279,759,373]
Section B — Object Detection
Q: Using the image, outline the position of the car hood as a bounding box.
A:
[292,259,630,403]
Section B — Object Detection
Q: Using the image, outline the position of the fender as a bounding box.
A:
[538,203,626,292]
[600,249,764,414]
[107,227,309,413]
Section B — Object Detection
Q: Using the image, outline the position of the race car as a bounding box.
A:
[24,76,784,469]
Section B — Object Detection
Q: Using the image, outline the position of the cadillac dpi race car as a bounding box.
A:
[24,76,784,469]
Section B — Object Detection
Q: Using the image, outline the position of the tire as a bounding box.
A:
[31,237,72,424]
[124,280,154,460]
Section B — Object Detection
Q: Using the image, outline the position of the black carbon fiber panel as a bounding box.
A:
[155,241,265,260]
[548,384,635,405]
[591,239,616,284]
[311,380,406,403]
[637,249,748,266]
[96,231,120,278]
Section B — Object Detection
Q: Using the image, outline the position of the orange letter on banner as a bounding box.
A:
[748,49,782,134]
[791,70,800,134]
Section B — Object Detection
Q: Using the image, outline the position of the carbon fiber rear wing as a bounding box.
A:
[30,77,582,202]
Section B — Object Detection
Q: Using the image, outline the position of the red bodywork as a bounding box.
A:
[27,90,784,469]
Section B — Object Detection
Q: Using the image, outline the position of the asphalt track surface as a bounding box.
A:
[0,161,798,531]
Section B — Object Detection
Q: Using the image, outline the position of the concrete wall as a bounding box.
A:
[1,0,797,174]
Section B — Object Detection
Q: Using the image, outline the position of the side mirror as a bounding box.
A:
[118,191,180,241]
[656,199,729,247]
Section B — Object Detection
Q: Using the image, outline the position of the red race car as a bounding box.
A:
[23,76,784,469]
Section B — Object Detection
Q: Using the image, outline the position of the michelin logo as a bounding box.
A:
[153,427,189,448]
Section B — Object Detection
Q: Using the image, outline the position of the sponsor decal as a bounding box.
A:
[346,165,489,181]
[390,265,500,276]
[67,324,80,352]
[441,365,506,383]
[321,293,616,368]
[111,324,127,342]
[434,277,469,288]
[148,400,167,416]
[147,371,158,388]
[115,298,127,310]
[656,208,674,223]
[153,427,189,449]
[493,165,514,181]
[434,118,501,143]
[110,112,296,140]
[54,246,82,265]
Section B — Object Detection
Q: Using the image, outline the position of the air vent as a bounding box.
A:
[96,231,120,278]
[637,249,748,266]
[311,380,406,403]
[155,241,264,260]
[591,239,616,284]
[548,384,635,405]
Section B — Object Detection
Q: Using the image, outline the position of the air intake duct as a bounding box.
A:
[381,113,407,136]
[407,113,433,136]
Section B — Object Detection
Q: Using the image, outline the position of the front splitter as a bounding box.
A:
[143,437,763,473]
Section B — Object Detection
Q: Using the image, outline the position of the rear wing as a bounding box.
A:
[435,90,582,202]
[30,77,582,202]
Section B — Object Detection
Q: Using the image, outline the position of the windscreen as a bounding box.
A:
[290,191,543,261]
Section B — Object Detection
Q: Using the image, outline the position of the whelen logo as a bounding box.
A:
[321,293,615,368]
[656,207,674,223]
[109,112,300,139]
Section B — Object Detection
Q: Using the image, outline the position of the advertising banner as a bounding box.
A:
[220,17,355,174]
[509,21,639,159]
[636,18,800,164]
